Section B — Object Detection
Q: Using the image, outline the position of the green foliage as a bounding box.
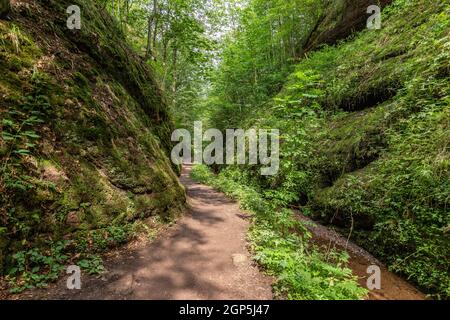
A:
[2,0,448,300]
[205,0,324,130]
[251,226,365,300]
[7,241,68,293]
[77,255,106,275]
[1,70,49,189]
[74,225,135,253]
[1,0,185,292]
[202,0,449,299]
[4,221,145,292]
[98,0,217,129]
[192,164,367,300]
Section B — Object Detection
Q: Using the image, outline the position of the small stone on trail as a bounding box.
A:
[232,254,247,266]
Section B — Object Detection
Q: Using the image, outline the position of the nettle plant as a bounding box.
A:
[1,71,50,193]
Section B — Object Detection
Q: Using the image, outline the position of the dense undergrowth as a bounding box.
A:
[191,165,368,300]
[205,0,450,298]
[0,0,185,292]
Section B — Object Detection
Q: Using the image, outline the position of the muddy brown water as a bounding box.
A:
[296,214,425,300]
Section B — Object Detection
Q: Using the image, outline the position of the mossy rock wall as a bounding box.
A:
[0,0,185,273]
[305,0,393,52]
[222,0,449,298]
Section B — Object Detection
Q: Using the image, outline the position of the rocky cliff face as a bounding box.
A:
[305,0,393,51]
[234,0,449,298]
[0,0,185,275]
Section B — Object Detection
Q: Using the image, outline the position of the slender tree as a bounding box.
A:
[0,0,11,19]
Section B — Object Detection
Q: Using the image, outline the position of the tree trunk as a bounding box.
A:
[145,12,154,60]
[152,0,159,61]
[172,45,178,95]
[145,0,158,61]
[0,0,11,19]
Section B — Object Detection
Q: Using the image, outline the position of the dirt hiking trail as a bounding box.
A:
[22,164,273,300]
[14,164,424,300]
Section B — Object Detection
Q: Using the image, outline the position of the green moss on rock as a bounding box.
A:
[0,0,185,283]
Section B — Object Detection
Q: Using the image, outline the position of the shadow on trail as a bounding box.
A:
[30,164,272,300]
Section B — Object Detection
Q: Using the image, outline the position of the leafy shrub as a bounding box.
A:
[191,164,367,300]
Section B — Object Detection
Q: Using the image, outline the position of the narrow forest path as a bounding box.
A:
[24,164,273,300]
[15,165,425,300]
